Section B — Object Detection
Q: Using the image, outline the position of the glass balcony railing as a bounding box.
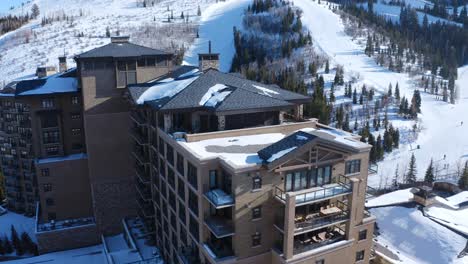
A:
[205,216,235,238]
[204,189,234,209]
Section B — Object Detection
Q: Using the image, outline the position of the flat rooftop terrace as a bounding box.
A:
[177,120,368,170]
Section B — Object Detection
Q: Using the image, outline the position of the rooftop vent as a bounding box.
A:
[111,36,130,43]
[198,41,220,71]
[36,66,57,78]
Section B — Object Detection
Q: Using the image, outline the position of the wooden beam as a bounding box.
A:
[274,157,344,173]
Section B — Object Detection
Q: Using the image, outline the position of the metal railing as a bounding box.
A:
[368,163,378,175]
[275,175,352,205]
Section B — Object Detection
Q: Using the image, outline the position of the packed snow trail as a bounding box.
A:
[183,0,252,72]
[295,0,468,186]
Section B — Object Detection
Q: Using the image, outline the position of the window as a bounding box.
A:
[188,189,198,215]
[315,260,325,264]
[168,167,175,189]
[176,153,184,175]
[359,230,367,241]
[345,159,361,175]
[41,168,49,177]
[178,178,185,199]
[71,113,81,120]
[71,96,79,105]
[252,206,262,220]
[46,147,59,156]
[43,183,52,192]
[178,200,186,222]
[187,162,197,190]
[43,131,60,144]
[159,138,165,156]
[166,144,174,165]
[189,214,199,239]
[252,232,261,247]
[71,128,81,136]
[41,98,54,108]
[285,165,332,192]
[252,175,262,190]
[46,198,54,206]
[356,250,365,261]
[117,60,137,88]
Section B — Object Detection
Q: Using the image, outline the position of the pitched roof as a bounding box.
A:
[13,68,78,97]
[75,42,171,59]
[129,69,310,113]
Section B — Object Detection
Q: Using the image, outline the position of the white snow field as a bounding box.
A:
[183,0,252,72]
[294,0,468,187]
[6,244,106,264]
[0,0,218,85]
[371,205,468,264]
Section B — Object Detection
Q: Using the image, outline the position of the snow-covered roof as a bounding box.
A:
[129,69,309,113]
[3,68,80,97]
[365,188,414,208]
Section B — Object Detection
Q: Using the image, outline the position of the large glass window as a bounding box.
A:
[117,61,137,88]
[187,162,197,190]
[284,165,332,192]
[345,159,361,175]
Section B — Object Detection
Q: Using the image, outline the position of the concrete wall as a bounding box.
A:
[36,224,100,254]
[36,157,93,221]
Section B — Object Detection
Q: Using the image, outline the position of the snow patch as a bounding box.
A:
[267,147,297,163]
[199,84,231,107]
[253,85,279,97]
[365,188,414,208]
[137,75,199,105]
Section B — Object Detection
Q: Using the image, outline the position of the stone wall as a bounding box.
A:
[36,224,100,254]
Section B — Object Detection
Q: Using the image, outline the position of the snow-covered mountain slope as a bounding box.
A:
[294,0,468,186]
[183,0,252,72]
[0,0,217,85]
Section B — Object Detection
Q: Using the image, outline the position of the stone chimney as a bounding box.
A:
[58,56,67,73]
[198,41,220,71]
[111,36,130,43]
[36,66,57,78]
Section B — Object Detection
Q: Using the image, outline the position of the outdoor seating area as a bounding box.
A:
[294,200,349,233]
[293,226,346,255]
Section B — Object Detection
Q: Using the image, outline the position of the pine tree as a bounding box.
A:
[325,60,329,74]
[0,236,4,255]
[11,225,23,256]
[197,5,202,16]
[353,88,357,104]
[406,153,417,184]
[343,114,350,131]
[395,82,400,100]
[20,232,34,255]
[309,62,317,76]
[459,162,468,190]
[388,83,393,97]
[392,166,399,189]
[359,93,364,105]
[105,26,110,38]
[424,159,435,184]
[354,117,358,131]
[31,4,40,19]
[4,237,12,254]
[393,128,400,148]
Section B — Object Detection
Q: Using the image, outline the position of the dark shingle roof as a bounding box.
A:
[14,68,78,96]
[75,42,171,59]
[257,131,317,162]
[129,69,311,113]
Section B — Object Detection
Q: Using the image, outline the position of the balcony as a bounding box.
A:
[294,202,349,235]
[179,247,201,264]
[202,239,235,263]
[137,197,154,219]
[204,189,234,209]
[293,226,346,255]
[205,216,235,238]
[368,163,378,175]
[130,127,149,145]
[274,175,352,206]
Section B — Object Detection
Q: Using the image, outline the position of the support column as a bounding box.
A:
[283,193,296,260]
[218,115,225,131]
[164,114,172,133]
[345,178,360,240]
[294,105,304,120]
[279,111,286,124]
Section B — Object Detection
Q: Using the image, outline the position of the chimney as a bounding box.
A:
[111,36,130,43]
[198,41,220,71]
[36,66,57,78]
[58,56,67,73]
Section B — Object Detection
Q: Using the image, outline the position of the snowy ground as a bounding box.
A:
[294,0,468,188]
[0,210,36,242]
[371,205,468,264]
